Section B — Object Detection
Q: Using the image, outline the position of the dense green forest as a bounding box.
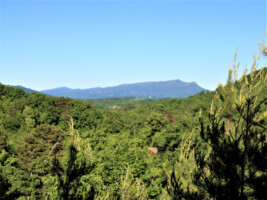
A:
[0,46,266,199]
[87,97,159,109]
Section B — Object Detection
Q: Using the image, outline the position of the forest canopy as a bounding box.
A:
[0,40,266,199]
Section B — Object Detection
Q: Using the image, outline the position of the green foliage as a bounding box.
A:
[0,82,223,199]
[194,49,267,199]
[88,97,158,109]
[16,124,64,170]
[120,165,148,200]
[0,37,266,199]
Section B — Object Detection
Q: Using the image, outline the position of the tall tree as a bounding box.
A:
[194,40,267,199]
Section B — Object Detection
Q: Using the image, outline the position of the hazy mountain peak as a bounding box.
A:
[41,79,207,99]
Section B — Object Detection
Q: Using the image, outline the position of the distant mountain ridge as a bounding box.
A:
[41,79,207,99]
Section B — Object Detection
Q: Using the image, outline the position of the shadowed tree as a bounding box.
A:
[50,116,96,200]
[193,39,267,199]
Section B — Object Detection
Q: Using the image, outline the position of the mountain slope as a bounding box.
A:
[10,85,40,94]
[41,79,207,99]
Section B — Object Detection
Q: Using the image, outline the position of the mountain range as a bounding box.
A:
[40,79,206,99]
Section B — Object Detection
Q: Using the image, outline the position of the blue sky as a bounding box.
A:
[0,0,266,91]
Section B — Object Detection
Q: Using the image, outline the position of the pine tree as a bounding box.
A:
[193,39,267,199]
